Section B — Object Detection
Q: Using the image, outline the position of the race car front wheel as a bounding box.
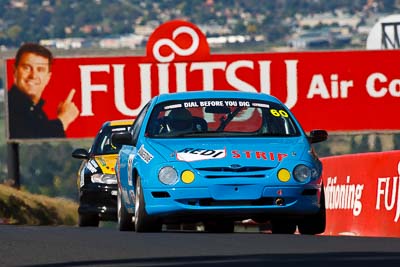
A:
[117,186,134,231]
[134,177,162,232]
[271,219,297,234]
[297,186,326,235]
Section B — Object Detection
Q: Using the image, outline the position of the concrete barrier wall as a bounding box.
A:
[321,151,400,237]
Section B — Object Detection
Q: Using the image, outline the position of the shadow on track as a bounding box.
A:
[22,252,400,267]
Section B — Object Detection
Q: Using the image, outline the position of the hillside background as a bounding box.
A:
[1,0,400,202]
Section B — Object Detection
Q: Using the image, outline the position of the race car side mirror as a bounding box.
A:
[111,131,134,146]
[308,129,328,144]
[72,148,90,159]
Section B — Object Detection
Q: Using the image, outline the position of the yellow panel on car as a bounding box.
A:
[95,155,118,174]
[109,120,134,126]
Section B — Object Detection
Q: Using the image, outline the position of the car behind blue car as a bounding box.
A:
[112,90,327,233]
[72,120,133,227]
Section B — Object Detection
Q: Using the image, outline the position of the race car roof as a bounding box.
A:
[105,119,134,127]
[154,90,281,104]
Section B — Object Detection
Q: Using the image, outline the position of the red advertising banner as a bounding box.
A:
[5,20,400,140]
[321,151,400,237]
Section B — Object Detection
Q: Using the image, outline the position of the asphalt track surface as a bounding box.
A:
[1,224,400,267]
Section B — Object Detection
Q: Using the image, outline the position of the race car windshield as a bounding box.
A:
[93,125,131,155]
[146,98,300,138]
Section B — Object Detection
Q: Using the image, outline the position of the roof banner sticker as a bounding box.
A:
[181,99,261,108]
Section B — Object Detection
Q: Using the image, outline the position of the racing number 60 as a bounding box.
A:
[270,109,289,117]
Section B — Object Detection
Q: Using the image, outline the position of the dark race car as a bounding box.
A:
[72,119,133,227]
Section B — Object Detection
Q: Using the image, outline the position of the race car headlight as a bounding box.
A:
[293,164,312,183]
[91,173,117,184]
[158,166,179,185]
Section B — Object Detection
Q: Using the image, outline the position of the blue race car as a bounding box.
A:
[112,90,328,234]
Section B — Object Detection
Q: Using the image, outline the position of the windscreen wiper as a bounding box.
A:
[216,107,243,131]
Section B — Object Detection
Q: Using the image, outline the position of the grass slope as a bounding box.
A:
[0,184,78,225]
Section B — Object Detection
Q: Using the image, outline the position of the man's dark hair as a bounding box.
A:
[14,42,53,70]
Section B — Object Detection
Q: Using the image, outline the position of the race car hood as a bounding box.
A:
[93,154,118,174]
[147,137,307,168]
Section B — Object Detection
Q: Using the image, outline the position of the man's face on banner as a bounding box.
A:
[14,52,52,104]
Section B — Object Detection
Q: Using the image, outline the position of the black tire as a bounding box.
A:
[298,187,326,235]
[134,177,162,232]
[204,221,235,233]
[271,219,297,234]
[117,186,134,231]
[78,213,99,227]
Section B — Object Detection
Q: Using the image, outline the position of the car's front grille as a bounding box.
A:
[197,166,272,172]
[204,174,266,179]
[196,166,270,179]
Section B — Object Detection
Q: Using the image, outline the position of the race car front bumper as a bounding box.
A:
[142,184,322,223]
[78,183,118,221]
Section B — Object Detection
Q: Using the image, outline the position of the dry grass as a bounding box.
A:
[0,184,78,225]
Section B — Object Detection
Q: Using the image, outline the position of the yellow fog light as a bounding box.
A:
[181,170,195,184]
[277,169,291,182]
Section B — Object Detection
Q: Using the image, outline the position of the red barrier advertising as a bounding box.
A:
[5,20,400,140]
[321,151,400,237]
